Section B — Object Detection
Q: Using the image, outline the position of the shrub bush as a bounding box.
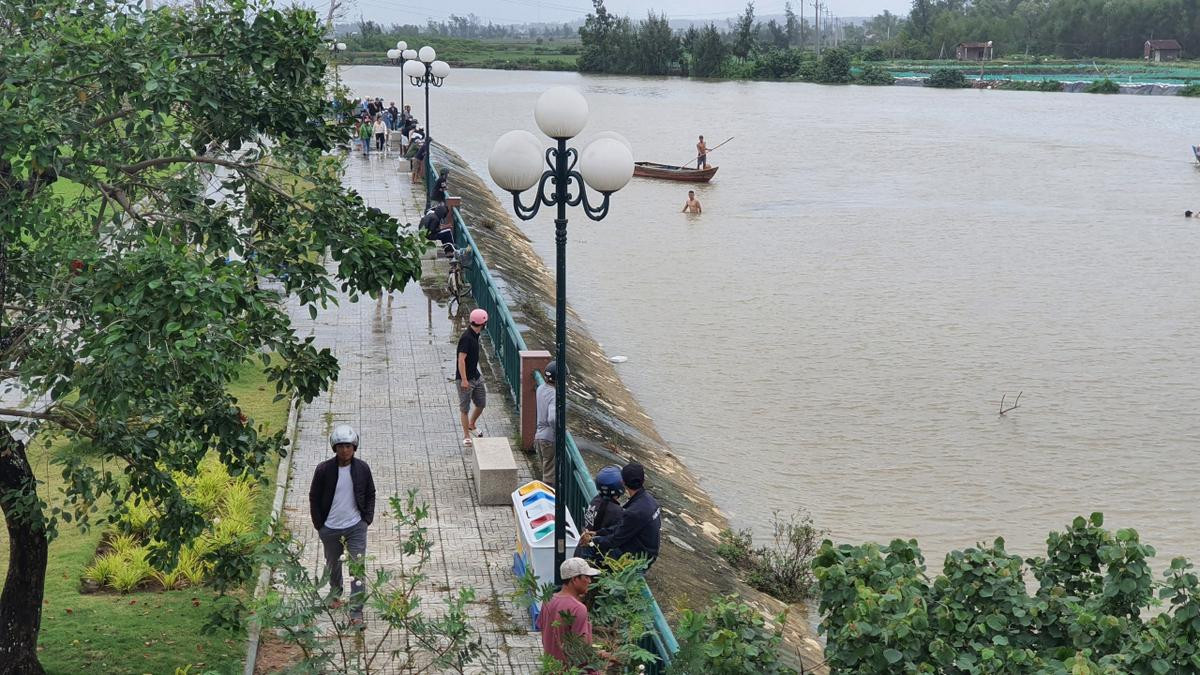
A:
[716,528,754,565]
[862,47,887,62]
[751,48,807,79]
[81,453,259,593]
[1086,78,1120,94]
[814,47,852,83]
[669,595,794,675]
[718,510,824,603]
[857,65,896,85]
[814,513,1200,672]
[1179,83,1200,96]
[926,68,969,88]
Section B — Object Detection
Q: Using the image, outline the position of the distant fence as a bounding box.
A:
[425,156,679,671]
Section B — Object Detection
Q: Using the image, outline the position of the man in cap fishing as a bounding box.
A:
[579,462,661,571]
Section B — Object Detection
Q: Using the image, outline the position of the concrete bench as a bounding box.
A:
[472,437,517,506]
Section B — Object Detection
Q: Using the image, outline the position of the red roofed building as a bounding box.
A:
[1144,39,1182,61]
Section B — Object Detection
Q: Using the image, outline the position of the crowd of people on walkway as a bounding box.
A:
[349,95,426,160]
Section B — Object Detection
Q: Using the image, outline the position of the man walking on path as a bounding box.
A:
[579,462,661,570]
[534,360,558,486]
[537,558,607,669]
[457,308,488,446]
[309,424,377,626]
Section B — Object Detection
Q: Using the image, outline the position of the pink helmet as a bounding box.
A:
[469,308,489,325]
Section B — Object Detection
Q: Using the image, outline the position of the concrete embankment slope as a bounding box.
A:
[429,143,826,670]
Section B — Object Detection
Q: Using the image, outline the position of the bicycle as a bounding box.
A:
[446,246,472,310]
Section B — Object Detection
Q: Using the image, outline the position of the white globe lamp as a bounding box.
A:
[403,60,426,79]
[402,48,417,61]
[396,40,408,50]
[579,138,634,194]
[430,60,450,78]
[418,45,436,63]
[489,130,545,193]
[386,49,400,60]
[534,87,589,140]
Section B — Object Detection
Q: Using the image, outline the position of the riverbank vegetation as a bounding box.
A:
[814,513,1200,672]
[717,511,824,604]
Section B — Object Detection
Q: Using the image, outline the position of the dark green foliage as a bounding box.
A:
[633,12,681,76]
[996,79,1063,92]
[669,595,795,674]
[814,48,853,83]
[1179,83,1200,96]
[732,1,757,61]
[862,47,887,61]
[1086,78,1121,93]
[578,0,682,75]
[814,513,1200,673]
[927,68,970,88]
[857,65,896,85]
[750,48,807,79]
[690,24,728,77]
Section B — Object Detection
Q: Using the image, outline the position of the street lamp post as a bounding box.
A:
[327,41,347,91]
[405,47,450,208]
[487,88,634,586]
[403,46,449,139]
[400,47,417,117]
[387,40,410,115]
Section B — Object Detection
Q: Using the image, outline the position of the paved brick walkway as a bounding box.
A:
[276,148,543,672]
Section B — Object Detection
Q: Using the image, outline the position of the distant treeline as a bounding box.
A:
[344,13,576,48]
[577,0,1200,80]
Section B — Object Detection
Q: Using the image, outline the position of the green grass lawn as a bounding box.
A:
[344,36,579,71]
[0,360,290,674]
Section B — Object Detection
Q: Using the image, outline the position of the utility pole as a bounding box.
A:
[800,0,805,51]
[812,0,820,56]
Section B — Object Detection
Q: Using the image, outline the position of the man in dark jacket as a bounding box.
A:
[579,463,661,570]
[309,424,376,625]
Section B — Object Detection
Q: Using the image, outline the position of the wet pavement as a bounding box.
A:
[273,147,543,672]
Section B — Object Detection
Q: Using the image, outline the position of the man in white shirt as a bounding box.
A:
[309,424,376,626]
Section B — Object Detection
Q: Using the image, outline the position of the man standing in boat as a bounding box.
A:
[682,190,702,214]
[696,135,709,169]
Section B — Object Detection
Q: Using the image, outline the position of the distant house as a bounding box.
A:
[1144,39,1182,61]
[955,41,993,61]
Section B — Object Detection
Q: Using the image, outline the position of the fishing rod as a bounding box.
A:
[683,136,734,168]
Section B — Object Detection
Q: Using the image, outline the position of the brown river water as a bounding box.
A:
[343,66,1200,571]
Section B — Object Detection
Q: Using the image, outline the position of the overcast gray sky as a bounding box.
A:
[317,0,911,27]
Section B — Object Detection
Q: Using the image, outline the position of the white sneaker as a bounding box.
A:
[462,437,473,447]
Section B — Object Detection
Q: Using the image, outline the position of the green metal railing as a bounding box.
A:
[425,158,678,670]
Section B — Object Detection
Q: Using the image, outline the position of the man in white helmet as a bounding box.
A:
[309,424,376,626]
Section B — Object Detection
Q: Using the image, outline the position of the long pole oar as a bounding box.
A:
[682,136,734,168]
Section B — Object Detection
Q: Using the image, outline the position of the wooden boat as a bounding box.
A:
[633,161,718,183]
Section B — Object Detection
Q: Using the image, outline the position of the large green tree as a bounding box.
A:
[634,12,682,76]
[0,0,425,671]
[691,24,729,77]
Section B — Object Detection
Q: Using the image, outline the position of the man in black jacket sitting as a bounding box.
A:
[309,424,376,625]
[579,462,661,571]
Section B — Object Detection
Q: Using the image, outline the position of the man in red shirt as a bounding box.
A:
[537,558,603,668]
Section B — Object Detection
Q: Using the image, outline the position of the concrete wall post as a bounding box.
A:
[519,350,552,451]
